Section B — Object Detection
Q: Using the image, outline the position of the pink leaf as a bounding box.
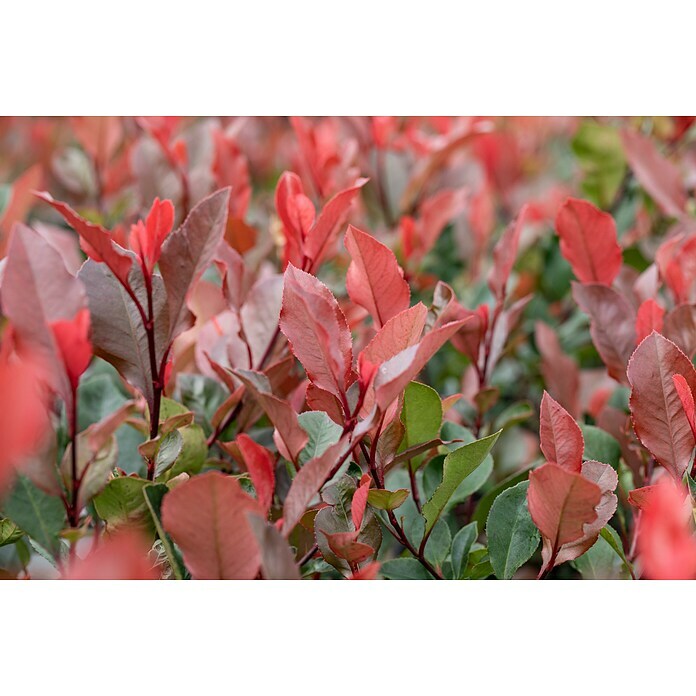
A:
[488,204,529,300]
[49,308,92,393]
[627,332,696,480]
[279,264,353,402]
[555,198,622,285]
[535,322,579,417]
[572,282,636,384]
[621,129,688,218]
[539,391,583,473]
[64,530,157,580]
[673,373,696,441]
[236,433,276,516]
[161,471,262,579]
[36,191,133,288]
[359,303,427,367]
[351,474,371,531]
[325,531,375,564]
[159,188,231,341]
[345,225,410,329]
[635,299,665,344]
[527,462,602,573]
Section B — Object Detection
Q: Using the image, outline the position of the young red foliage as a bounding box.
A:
[279,264,354,403]
[635,478,696,580]
[538,391,583,473]
[345,225,410,329]
[236,433,276,517]
[129,197,175,276]
[49,308,92,392]
[487,204,529,300]
[555,198,622,285]
[673,374,696,441]
[351,474,371,531]
[635,299,665,344]
[627,332,696,481]
[161,471,262,580]
[64,530,158,580]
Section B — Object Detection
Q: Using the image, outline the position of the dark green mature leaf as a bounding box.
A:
[451,522,478,579]
[159,188,230,340]
[424,518,451,568]
[581,425,621,470]
[381,557,433,580]
[297,411,343,466]
[400,381,442,469]
[422,430,501,535]
[0,518,23,547]
[486,481,540,579]
[572,533,628,579]
[472,464,536,532]
[3,476,67,557]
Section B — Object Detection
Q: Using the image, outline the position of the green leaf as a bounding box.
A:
[494,401,534,431]
[297,411,343,465]
[0,184,11,219]
[400,382,442,469]
[93,476,152,533]
[155,430,184,477]
[451,522,478,579]
[142,483,187,580]
[572,533,628,579]
[366,488,409,511]
[486,481,540,579]
[424,518,451,568]
[422,430,501,535]
[381,557,433,580]
[0,518,24,547]
[581,425,621,470]
[2,476,67,557]
[572,121,626,208]
[600,525,634,578]
[159,398,207,478]
[472,463,536,532]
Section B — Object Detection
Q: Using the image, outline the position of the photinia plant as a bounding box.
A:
[2,115,696,580]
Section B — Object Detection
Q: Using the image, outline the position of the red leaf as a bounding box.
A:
[535,322,579,418]
[49,308,92,393]
[2,223,87,409]
[539,391,583,473]
[349,561,381,580]
[572,282,636,383]
[0,164,42,246]
[663,303,696,359]
[159,188,231,341]
[325,531,374,564]
[373,319,470,411]
[488,204,529,300]
[282,437,351,536]
[527,462,602,571]
[673,374,696,441]
[128,197,175,276]
[627,332,696,480]
[345,225,410,329]
[36,191,134,288]
[236,433,275,516]
[359,303,427,368]
[636,478,696,580]
[553,460,618,567]
[304,178,368,269]
[635,299,665,344]
[0,353,49,494]
[555,198,622,285]
[246,514,301,580]
[161,471,262,579]
[351,474,371,531]
[64,530,157,580]
[279,264,353,402]
[232,369,308,465]
[621,129,688,218]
